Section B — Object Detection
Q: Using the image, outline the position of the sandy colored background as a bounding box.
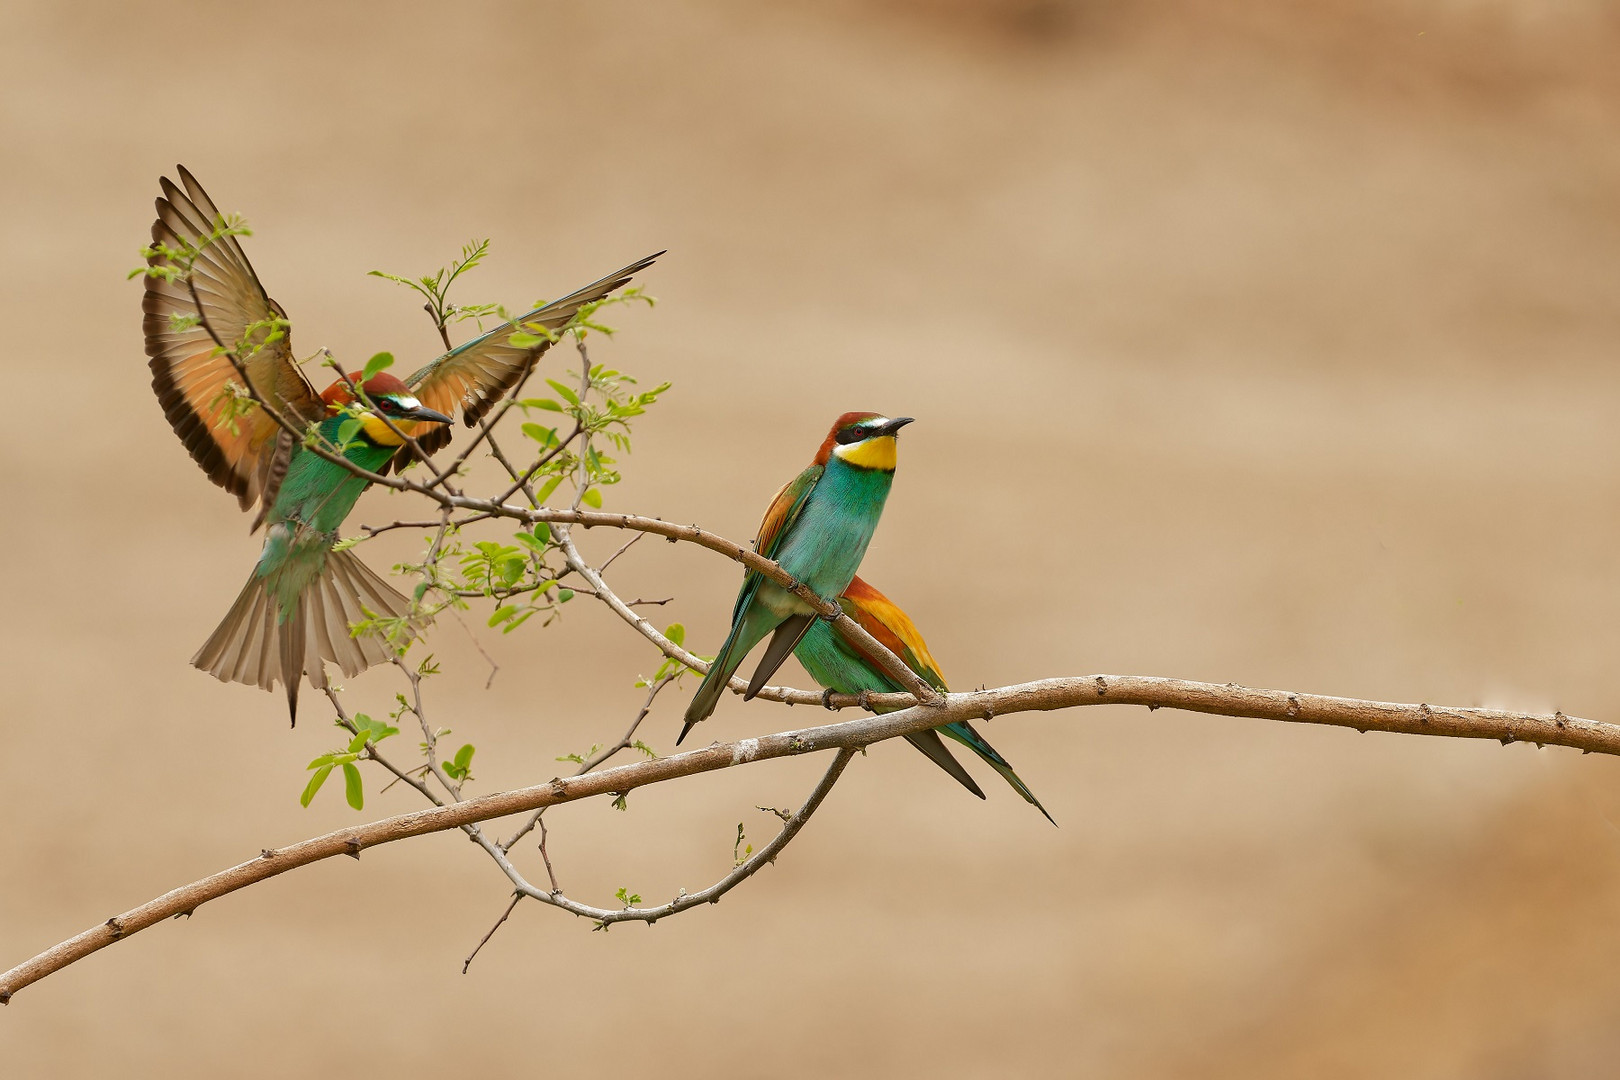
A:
[5,0,1620,1075]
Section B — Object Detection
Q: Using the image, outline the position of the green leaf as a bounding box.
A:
[488,605,518,628]
[535,476,565,505]
[453,744,476,772]
[520,422,559,446]
[507,331,547,350]
[557,588,574,603]
[520,398,565,413]
[301,764,334,807]
[664,623,685,647]
[545,379,581,407]
[581,487,603,509]
[362,351,395,380]
[532,522,551,544]
[347,731,371,754]
[342,763,364,810]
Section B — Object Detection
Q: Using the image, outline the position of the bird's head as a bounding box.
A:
[813,411,915,471]
[321,372,453,446]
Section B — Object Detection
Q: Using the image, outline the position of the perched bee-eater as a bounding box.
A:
[680,411,913,741]
[798,576,1054,823]
[142,166,659,722]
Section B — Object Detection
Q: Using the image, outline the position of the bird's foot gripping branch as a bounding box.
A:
[4,166,1611,1006]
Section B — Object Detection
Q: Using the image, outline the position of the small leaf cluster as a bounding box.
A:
[637,624,701,687]
[370,239,499,335]
[302,714,399,810]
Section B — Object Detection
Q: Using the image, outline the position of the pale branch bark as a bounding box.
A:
[5,675,1615,1005]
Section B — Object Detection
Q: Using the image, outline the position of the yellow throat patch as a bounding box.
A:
[834,435,898,471]
[359,414,414,446]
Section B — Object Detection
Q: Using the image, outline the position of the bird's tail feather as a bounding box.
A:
[744,613,816,701]
[903,729,986,800]
[938,720,1056,825]
[192,549,417,725]
[680,606,779,743]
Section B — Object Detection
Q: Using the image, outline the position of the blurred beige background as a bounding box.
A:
[4,0,1620,1075]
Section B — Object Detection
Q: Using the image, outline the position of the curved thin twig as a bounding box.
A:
[474,747,856,926]
[5,674,1615,1005]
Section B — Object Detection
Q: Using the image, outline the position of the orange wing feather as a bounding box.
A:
[144,166,322,519]
[840,576,949,691]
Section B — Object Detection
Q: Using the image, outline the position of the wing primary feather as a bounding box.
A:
[744,613,817,700]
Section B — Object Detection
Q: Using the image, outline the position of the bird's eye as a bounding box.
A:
[836,426,867,445]
[378,398,397,413]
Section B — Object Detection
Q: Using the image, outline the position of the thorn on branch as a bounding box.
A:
[1418,703,1433,724]
[105,917,125,941]
[1287,695,1302,718]
[1095,676,1108,696]
[345,837,363,860]
[260,849,277,860]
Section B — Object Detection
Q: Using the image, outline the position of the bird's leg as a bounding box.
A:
[821,688,837,711]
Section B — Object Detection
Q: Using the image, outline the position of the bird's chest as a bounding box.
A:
[774,465,893,592]
[269,437,396,534]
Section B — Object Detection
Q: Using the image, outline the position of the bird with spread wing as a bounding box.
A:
[141,165,660,722]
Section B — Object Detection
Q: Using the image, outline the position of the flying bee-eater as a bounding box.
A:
[141,165,660,722]
[798,576,1054,824]
[680,411,914,742]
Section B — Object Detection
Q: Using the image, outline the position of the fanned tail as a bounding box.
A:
[192,549,418,725]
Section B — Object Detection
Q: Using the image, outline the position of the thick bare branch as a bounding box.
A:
[5,674,1614,1005]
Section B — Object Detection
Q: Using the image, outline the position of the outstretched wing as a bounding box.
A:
[834,576,949,693]
[402,251,663,457]
[143,165,322,517]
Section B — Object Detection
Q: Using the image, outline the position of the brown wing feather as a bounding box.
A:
[404,251,663,457]
[144,166,321,518]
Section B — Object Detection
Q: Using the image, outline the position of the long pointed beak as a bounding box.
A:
[875,416,914,437]
[404,405,454,425]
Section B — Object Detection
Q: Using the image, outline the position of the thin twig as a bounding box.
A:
[461,893,521,974]
[500,673,675,852]
[474,747,857,926]
[597,532,645,574]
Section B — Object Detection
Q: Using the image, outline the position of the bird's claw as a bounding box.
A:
[821,688,837,711]
[858,690,873,711]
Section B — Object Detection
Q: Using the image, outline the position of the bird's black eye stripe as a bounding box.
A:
[835,425,869,445]
[378,398,397,412]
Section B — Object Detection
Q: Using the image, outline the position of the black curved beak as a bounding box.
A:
[404,405,454,425]
[874,416,914,437]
